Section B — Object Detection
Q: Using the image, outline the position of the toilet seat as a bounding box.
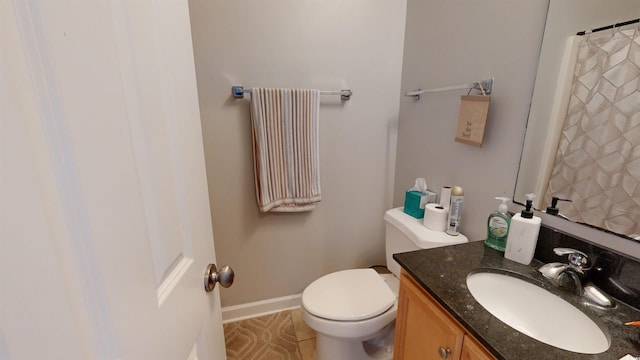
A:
[302,268,395,321]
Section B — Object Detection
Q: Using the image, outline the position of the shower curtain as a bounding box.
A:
[545,28,640,238]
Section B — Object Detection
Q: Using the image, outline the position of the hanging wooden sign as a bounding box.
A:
[455,95,491,147]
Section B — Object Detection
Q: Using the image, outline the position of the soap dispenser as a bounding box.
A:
[545,196,572,215]
[484,197,511,252]
[505,193,541,265]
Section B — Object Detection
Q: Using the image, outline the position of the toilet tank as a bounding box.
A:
[384,208,468,277]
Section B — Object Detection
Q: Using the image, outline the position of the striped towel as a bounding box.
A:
[250,88,321,212]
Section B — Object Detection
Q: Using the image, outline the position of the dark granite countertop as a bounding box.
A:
[393,241,640,360]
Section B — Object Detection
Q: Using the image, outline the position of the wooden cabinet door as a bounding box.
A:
[461,336,496,360]
[394,271,465,360]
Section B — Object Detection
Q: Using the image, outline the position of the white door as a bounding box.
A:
[0,1,227,359]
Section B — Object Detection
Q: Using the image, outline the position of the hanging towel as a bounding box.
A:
[250,88,321,212]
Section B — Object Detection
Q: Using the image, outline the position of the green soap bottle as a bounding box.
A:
[485,197,511,252]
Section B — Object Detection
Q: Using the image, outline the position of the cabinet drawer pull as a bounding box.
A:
[438,346,452,359]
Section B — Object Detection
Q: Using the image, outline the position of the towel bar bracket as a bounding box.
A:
[232,85,246,99]
[340,90,352,101]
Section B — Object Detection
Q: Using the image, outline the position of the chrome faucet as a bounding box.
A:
[539,248,589,295]
[539,247,615,307]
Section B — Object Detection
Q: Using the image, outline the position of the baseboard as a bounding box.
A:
[221,293,302,324]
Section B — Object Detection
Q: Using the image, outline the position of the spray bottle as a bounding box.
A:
[446,186,464,236]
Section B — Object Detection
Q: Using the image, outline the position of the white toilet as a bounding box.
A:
[301,207,468,360]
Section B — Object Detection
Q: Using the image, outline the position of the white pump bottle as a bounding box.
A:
[504,193,541,265]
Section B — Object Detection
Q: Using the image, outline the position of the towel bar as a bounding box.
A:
[405,78,494,99]
[232,85,352,101]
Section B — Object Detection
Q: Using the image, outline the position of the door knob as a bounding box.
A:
[438,346,452,359]
[204,263,234,292]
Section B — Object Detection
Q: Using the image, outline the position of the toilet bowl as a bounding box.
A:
[301,208,468,360]
[302,270,399,359]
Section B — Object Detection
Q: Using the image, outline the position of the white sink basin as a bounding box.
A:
[466,271,610,354]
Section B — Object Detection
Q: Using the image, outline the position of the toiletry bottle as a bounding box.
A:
[504,193,541,265]
[484,197,511,252]
[446,186,464,236]
[545,196,572,215]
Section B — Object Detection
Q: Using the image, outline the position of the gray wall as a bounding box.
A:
[394,0,549,241]
[189,0,407,307]
[190,0,557,307]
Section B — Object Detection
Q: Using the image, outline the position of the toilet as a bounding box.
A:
[301,207,468,360]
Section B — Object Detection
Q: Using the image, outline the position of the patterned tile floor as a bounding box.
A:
[223,309,316,360]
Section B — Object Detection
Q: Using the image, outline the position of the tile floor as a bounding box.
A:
[223,309,316,360]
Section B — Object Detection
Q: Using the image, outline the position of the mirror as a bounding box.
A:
[515,0,639,241]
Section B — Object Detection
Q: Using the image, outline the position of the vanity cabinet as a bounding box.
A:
[394,270,496,360]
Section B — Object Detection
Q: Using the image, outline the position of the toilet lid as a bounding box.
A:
[302,268,396,321]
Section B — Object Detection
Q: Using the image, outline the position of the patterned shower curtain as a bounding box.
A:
[545,28,640,238]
